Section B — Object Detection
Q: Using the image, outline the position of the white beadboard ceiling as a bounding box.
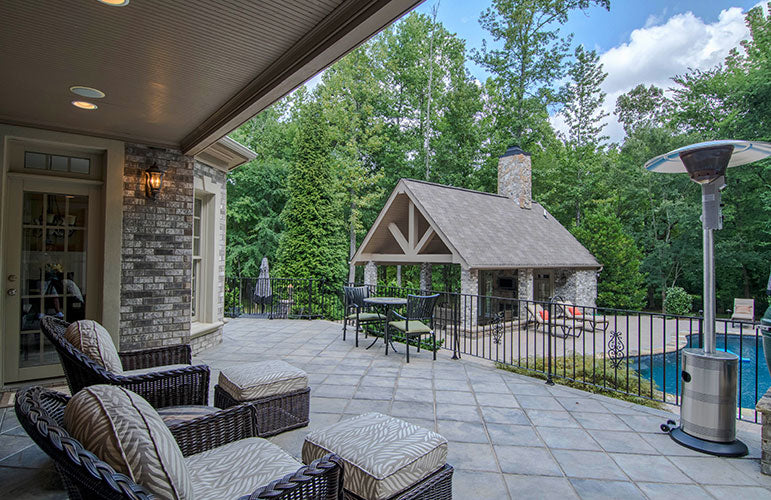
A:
[0,0,422,154]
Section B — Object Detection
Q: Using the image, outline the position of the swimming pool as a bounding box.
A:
[635,333,771,410]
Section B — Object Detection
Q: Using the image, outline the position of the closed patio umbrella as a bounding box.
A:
[253,257,273,312]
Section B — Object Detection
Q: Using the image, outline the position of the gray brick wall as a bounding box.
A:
[120,144,193,350]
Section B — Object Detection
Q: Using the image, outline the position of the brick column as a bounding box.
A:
[364,261,377,287]
[460,267,479,328]
[518,268,534,320]
[420,263,432,292]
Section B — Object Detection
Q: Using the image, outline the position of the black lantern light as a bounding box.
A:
[144,163,165,199]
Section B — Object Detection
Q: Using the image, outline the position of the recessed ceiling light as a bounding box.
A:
[98,0,130,6]
[70,86,105,99]
[72,101,98,110]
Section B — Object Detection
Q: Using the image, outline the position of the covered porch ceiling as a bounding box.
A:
[0,0,423,156]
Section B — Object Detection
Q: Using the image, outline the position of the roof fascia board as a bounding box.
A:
[182,0,424,155]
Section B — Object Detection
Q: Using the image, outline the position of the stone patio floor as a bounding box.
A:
[2,317,770,499]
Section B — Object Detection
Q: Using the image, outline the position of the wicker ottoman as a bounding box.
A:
[302,412,453,500]
[214,360,310,437]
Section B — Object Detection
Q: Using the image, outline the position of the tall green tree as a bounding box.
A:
[275,102,348,283]
[614,84,670,137]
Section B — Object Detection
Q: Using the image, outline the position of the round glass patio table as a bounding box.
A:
[363,296,407,355]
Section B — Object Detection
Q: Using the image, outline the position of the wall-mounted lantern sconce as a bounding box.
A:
[144,163,165,199]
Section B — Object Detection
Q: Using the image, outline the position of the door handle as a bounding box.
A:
[7,288,17,296]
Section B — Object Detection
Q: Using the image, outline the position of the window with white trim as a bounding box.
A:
[192,197,203,321]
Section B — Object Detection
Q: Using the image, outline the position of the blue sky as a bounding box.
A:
[413,1,764,141]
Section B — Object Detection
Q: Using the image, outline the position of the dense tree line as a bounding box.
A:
[228,1,771,312]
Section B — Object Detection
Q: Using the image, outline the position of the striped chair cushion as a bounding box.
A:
[186,437,302,498]
[302,412,447,500]
[157,405,220,427]
[64,320,123,373]
[218,360,308,401]
[64,385,193,500]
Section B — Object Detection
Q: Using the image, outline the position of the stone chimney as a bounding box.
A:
[497,145,532,209]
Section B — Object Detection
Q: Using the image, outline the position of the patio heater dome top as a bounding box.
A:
[645,140,771,179]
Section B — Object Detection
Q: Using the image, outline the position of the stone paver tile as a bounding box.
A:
[436,403,483,423]
[517,395,564,411]
[313,384,357,399]
[471,382,512,394]
[307,412,343,431]
[475,393,519,408]
[493,445,562,476]
[669,456,759,485]
[703,485,771,499]
[435,390,476,405]
[437,420,490,444]
[538,427,601,451]
[400,417,436,431]
[358,376,397,388]
[311,397,350,414]
[486,423,544,447]
[585,430,658,455]
[480,406,529,425]
[306,373,328,385]
[447,442,499,472]
[617,414,668,433]
[557,397,607,413]
[569,478,646,500]
[503,474,579,500]
[344,399,389,415]
[0,444,50,469]
[324,374,361,386]
[394,388,433,402]
[571,411,630,431]
[396,377,433,390]
[0,463,64,498]
[433,369,469,381]
[638,433,708,457]
[506,382,553,396]
[727,457,771,488]
[452,470,511,500]
[525,410,580,428]
[366,367,400,378]
[0,413,21,434]
[551,450,627,480]
[636,482,712,500]
[610,453,692,483]
[599,400,645,415]
[391,401,435,420]
[352,386,394,400]
[0,435,34,461]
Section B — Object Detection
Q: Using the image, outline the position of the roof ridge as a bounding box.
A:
[402,178,509,199]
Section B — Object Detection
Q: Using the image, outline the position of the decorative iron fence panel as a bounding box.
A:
[225,277,765,422]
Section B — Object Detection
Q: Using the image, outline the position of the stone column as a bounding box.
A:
[757,390,771,475]
[364,261,377,287]
[460,267,479,328]
[396,265,402,287]
[420,263,432,292]
[575,270,597,309]
[518,268,534,320]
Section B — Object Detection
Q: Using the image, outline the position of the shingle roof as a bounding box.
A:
[402,179,600,269]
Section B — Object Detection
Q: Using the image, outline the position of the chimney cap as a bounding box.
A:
[500,145,531,158]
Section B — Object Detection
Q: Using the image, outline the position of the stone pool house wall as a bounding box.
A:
[352,146,601,327]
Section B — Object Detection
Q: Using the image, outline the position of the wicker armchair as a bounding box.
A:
[15,386,345,500]
[41,316,210,408]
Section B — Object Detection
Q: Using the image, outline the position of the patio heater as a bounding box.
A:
[645,140,771,457]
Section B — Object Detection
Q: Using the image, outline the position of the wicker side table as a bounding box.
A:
[214,360,310,437]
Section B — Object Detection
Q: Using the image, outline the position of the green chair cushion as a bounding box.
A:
[346,312,383,321]
[388,320,431,334]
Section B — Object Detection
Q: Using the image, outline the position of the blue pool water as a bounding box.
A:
[636,334,771,409]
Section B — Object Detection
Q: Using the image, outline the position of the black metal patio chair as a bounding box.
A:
[342,285,383,347]
[387,293,440,363]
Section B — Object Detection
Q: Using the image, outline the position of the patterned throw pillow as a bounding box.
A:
[64,385,193,500]
[64,320,123,373]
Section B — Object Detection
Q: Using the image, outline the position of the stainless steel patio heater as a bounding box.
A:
[645,140,771,457]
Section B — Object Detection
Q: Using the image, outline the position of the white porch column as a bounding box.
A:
[396,265,402,287]
[420,263,432,292]
[364,261,377,287]
[460,267,479,328]
[518,268,534,319]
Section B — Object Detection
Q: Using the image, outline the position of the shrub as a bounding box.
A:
[496,355,663,409]
[664,286,692,315]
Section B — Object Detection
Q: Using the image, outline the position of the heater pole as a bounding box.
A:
[700,179,722,355]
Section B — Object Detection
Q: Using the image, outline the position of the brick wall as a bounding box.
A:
[120,144,193,350]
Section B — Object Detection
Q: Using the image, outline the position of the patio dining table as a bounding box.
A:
[363,296,407,355]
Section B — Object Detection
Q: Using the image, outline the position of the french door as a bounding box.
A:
[3,176,101,382]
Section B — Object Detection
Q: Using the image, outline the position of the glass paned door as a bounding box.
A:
[4,178,99,382]
[534,271,553,302]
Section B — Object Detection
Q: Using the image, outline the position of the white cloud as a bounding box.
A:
[552,6,754,143]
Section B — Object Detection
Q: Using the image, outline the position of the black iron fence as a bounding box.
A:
[225,277,766,422]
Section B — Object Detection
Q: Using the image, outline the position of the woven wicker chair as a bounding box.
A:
[41,316,210,408]
[343,286,383,347]
[15,386,344,500]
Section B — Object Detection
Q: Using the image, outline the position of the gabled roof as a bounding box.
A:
[353,178,600,269]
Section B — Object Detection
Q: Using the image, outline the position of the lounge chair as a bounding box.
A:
[562,302,609,333]
[729,298,754,327]
[526,303,578,338]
